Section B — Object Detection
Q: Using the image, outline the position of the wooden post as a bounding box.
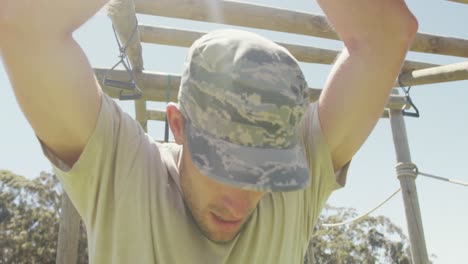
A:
[107,0,148,131]
[135,100,148,131]
[389,91,429,264]
[107,0,144,72]
[56,193,81,264]
[147,109,166,121]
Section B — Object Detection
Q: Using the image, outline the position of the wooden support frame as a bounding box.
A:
[133,0,468,58]
[138,25,439,72]
[145,94,409,122]
[48,0,467,263]
[94,68,410,119]
[389,90,430,263]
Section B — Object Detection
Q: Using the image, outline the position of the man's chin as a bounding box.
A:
[204,231,239,244]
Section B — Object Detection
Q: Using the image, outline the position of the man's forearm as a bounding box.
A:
[0,0,109,40]
[317,0,418,51]
[315,0,418,170]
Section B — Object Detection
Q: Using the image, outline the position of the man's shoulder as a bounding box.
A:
[156,142,182,177]
[157,142,182,158]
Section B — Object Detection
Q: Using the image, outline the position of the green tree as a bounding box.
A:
[2,170,431,264]
[306,205,413,264]
[0,170,88,264]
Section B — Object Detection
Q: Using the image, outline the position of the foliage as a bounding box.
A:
[0,170,88,264]
[306,205,413,264]
[2,170,427,264]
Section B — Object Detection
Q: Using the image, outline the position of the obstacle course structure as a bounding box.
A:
[57,1,468,263]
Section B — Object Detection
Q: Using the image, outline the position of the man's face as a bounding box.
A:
[179,147,266,243]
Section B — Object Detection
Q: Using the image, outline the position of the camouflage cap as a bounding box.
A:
[178,29,310,192]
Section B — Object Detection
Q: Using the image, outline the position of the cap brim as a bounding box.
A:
[185,122,310,192]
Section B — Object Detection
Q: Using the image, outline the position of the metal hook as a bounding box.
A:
[104,23,141,100]
[398,76,420,118]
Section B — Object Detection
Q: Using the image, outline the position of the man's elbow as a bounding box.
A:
[401,11,419,44]
[388,12,419,55]
[384,9,419,48]
[348,12,419,53]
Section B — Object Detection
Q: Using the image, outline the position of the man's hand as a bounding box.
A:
[316,0,418,171]
[0,0,109,166]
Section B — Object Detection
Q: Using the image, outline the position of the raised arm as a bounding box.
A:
[316,0,418,171]
[0,0,109,166]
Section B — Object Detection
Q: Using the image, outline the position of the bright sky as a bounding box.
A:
[1,1,467,263]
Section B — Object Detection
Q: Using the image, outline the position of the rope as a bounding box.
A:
[318,162,410,228]
[322,188,401,227]
[317,162,466,230]
[419,171,468,187]
[396,162,467,187]
[395,162,418,180]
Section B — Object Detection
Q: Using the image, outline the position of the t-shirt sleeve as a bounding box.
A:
[39,93,149,227]
[297,102,350,239]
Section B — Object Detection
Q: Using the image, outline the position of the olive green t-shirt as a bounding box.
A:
[41,94,348,264]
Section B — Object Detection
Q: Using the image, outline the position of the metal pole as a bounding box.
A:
[389,94,429,264]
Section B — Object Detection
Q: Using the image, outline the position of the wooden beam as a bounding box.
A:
[94,68,180,102]
[133,0,468,58]
[398,61,468,86]
[139,25,337,65]
[447,0,468,4]
[94,68,409,111]
[139,25,438,72]
[94,67,323,102]
[147,109,166,121]
[412,33,468,59]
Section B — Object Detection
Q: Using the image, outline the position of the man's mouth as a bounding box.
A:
[210,212,243,230]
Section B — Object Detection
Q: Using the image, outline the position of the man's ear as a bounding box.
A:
[166,103,185,145]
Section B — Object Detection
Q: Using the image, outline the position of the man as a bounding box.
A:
[0,0,417,263]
